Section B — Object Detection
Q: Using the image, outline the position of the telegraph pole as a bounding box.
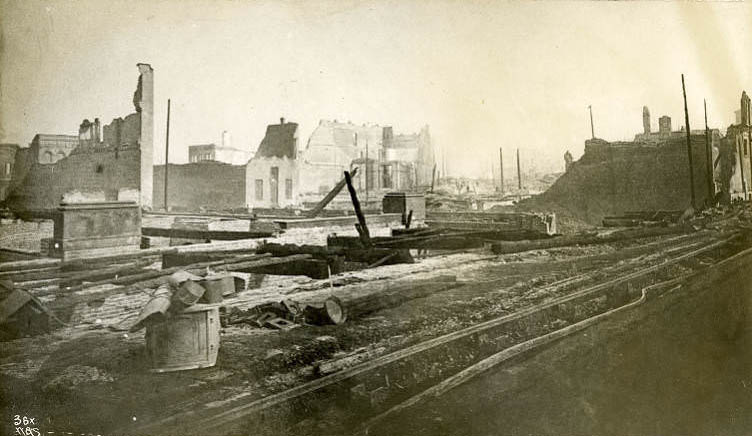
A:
[164,99,171,211]
[588,105,595,139]
[499,147,504,193]
[442,147,447,179]
[516,148,522,190]
[681,74,696,209]
[704,99,714,202]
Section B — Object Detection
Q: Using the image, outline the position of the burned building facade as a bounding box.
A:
[719,91,752,202]
[29,134,79,165]
[245,119,299,209]
[0,144,19,201]
[4,64,154,213]
[299,120,432,198]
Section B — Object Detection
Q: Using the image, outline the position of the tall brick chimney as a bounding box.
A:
[136,63,154,210]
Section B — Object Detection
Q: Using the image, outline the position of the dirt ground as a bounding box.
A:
[0,230,729,435]
[372,260,752,436]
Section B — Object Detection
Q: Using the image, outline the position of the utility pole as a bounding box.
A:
[704,99,714,202]
[442,147,447,179]
[163,98,171,212]
[516,148,522,190]
[430,163,436,193]
[749,120,752,202]
[588,105,595,139]
[681,74,696,210]
[499,147,504,193]
[365,139,369,202]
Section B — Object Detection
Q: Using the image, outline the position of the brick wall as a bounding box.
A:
[0,219,54,253]
[6,147,140,213]
[153,162,246,212]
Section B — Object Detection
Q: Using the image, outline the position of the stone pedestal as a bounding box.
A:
[51,201,141,260]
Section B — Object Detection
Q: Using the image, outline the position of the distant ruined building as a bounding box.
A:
[532,95,752,226]
[245,118,434,209]
[188,131,250,165]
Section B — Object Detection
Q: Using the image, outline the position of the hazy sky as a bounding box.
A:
[1,0,751,176]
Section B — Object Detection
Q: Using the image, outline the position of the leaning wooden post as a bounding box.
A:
[344,170,372,248]
[306,167,358,218]
[681,74,696,210]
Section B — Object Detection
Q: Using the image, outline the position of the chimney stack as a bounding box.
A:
[222,130,231,148]
[659,115,672,135]
[280,117,285,125]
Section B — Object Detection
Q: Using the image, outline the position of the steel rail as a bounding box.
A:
[359,278,683,432]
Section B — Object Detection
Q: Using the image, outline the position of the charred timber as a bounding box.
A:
[491,224,696,254]
[260,242,414,266]
[141,227,275,240]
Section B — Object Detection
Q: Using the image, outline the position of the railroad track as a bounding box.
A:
[125,232,745,436]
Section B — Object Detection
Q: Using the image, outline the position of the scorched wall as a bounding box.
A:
[153,162,246,212]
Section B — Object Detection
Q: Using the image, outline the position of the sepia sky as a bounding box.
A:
[1,0,751,176]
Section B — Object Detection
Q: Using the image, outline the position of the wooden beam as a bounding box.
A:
[141,227,274,240]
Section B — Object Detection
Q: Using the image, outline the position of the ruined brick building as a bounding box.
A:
[523,98,746,226]
[244,118,434,209]
[3,64,154,214]
[150,117,434,212]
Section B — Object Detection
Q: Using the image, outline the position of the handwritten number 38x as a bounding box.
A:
[14,416,36,426]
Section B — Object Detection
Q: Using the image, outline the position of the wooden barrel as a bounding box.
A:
[145,304,220,372]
